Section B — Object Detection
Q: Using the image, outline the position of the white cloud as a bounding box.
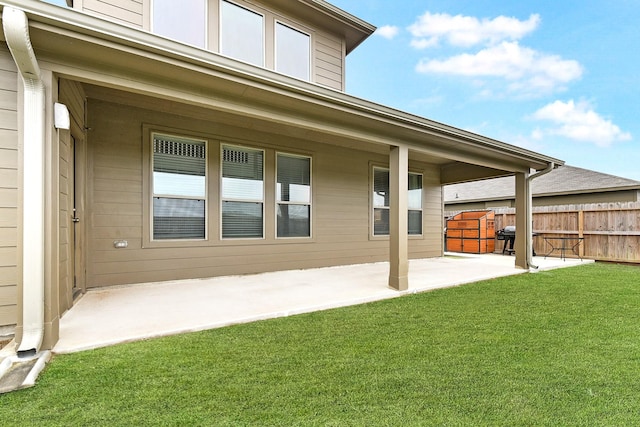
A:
[375,25,400,40]
[416,41,582,96]
[408,12,540,49]
[532,100,632,147]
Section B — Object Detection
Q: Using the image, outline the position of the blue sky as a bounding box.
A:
[330,0,639,180]
[42,0,638,180]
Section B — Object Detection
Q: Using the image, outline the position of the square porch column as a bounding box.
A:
[389,145,409,290]
[514,171,531,269]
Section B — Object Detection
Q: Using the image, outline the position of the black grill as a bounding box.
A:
[496,226,516,254]
[496,226,537,256]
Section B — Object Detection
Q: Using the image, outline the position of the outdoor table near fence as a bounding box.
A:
[542,236,584,261]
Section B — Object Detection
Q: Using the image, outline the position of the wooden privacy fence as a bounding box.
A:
[489,202,640,263]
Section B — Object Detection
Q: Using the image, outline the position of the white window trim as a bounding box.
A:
[219,0,266,67]
[150,0,209,49]
[371,166,424,238]
[276,152,313,239]
[274,20,311,81]
[408,172,424,237]
[151,132,208,241]
[220,143,266,240]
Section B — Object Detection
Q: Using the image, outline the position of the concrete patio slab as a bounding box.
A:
[53,254,590,354]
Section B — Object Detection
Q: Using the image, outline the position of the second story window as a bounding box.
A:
[152,0,206,48]
[275,22,310,81]
[220,0,264,67]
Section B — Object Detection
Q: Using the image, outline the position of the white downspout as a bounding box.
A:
[3,6,46,355]
[526,162,555,269]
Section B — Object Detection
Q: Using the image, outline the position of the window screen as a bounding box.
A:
[372,168,423,236]
[277,154,311,237]
[408,173,423,235]
[152,134,206,240]
[275,22,310,80]
[152,0,206,48]
[373,168,390,235]
[220,0,264,66]
[221,145,264,238]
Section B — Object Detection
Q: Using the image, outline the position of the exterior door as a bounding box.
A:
[71,132,86,298]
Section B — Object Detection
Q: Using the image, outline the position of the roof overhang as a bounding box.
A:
[274,0,376,54]
[1,0,563,182]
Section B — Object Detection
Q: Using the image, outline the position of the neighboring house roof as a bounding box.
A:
[444,165,640,203]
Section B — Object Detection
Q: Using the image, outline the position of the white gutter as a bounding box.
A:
[526,162,556,269]
[2,6,46,356]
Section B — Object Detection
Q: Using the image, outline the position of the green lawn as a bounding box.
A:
[2,263,640,426]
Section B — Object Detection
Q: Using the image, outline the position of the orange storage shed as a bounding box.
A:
[446,211,495,254]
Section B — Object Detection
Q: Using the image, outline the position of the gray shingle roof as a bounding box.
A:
[444,165,640,203]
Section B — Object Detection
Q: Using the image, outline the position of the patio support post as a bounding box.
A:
[514,171,531,269]
[388,145,409,290]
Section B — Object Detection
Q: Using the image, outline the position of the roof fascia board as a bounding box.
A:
[302,0,375,33]
[533,186,640,198]
[298,0,376,53]
[446,185,640,204]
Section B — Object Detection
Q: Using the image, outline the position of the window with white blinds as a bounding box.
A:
[372,167,423,236]
[221,145,264,238]
[277,153,311,238]
[152,134,207,240]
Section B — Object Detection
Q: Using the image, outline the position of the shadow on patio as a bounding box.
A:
[53,254,589,353]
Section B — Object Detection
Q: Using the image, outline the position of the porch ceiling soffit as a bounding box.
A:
[440,163,514,185]
[14,3,561,173]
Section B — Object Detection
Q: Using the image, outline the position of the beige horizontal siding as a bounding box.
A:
[89,244,392,286]
[0,69,17,89]
[59,79,86,130]
[58,130,72,314]
[0,50,18,326]
[0,110,17,132]
[0,285,16,306]
[58,79,88,315]
[0,304,16,328]
[0,188,17,208]
[85,98,442,287]
[81,0,143,27]
[0,208,16,228]
[0,50,17,70]
[0,72,16,90]
[0,266,16,286]
[0,248,16,268]
[0,228,16,247]
[314,32,343,90]
[0,90,16,111]
[0,170,16,189]
[0,148,17,170]
[0,129,17,150]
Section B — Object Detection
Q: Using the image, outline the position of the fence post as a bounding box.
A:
[578,210,585,258]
